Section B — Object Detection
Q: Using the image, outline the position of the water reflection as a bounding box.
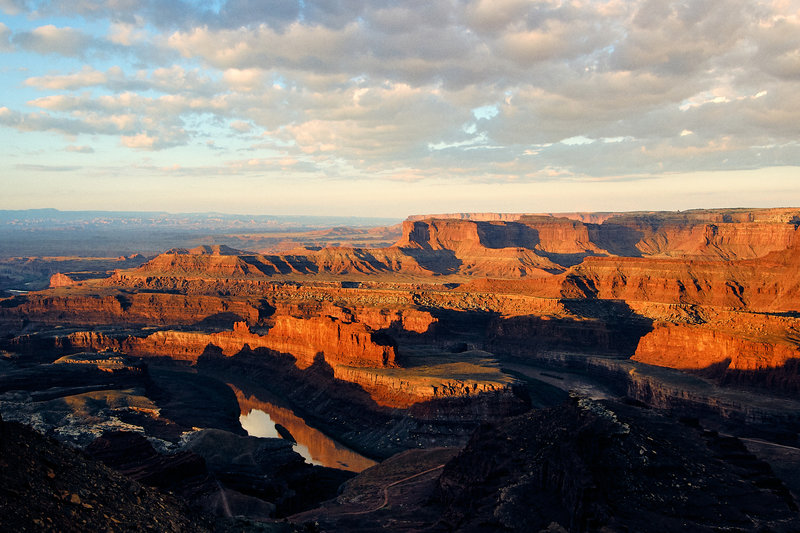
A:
[231,385,377,473]
[239,409,322,466]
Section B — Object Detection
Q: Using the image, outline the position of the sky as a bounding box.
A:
[1,0,799,218]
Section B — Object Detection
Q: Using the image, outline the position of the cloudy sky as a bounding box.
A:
[1,0,799,217]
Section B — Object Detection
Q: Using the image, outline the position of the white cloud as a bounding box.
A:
[121,133,157,149]
[24,64,222,97]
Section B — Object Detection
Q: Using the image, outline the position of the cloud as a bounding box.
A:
[15,163,82,172]
[0,106,110,136]
[752,16,800,80]
[65,144,94,153]
[13,0,299,32]
[2,91,192,150]
[107,21,148,46]
[25,65,106,90]
[1,0,800,184]
[0,0,24,15]
[13,25,93,56]
[222,68,267,92]
[230,120,252,133]
[0,22,12,52]
[121,133,157,149]
[24,64,222,96]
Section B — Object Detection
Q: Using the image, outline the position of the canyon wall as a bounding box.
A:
[62,319,396,369]
[2,292,261,326]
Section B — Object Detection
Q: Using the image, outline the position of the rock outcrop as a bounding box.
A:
[49,272,76,288]
[332,361,516,409]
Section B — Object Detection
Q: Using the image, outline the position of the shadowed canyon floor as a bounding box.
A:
[2,208,800,531]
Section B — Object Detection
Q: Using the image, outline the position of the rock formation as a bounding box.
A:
[49,272,76,288]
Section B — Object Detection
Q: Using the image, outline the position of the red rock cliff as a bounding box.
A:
[63,317,396,369]
[265,315,396,368]
[633,324,800,371]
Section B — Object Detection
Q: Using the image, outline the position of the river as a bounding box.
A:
[229,384,377,473]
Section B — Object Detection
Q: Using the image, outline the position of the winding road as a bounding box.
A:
[344,464,446,516]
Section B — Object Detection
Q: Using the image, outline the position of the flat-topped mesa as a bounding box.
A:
[403,208,800,261]
[396,219,537,251]
[406,213,536,222]
[393,219,563,277]
[408,207,800,224]
[332,364,518,409]
[137,251,262,277]
[398,216,598,256]
[53,352,145,374]
[104,208,800,285]
[594,212,800,260]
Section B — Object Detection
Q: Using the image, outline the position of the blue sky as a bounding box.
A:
[1,0,799,217]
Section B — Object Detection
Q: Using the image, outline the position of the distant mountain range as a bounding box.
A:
[0,209,399,231]
[0,209,401,258]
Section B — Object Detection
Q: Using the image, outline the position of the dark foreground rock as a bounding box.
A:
[436,397,800,532]
[0,417,212,532]
[286,397,800,532]
[183,428,354,517]
[86,430,275,520]
[87,429,353,520]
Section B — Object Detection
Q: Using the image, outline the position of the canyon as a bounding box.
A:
[2,207,800,531]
